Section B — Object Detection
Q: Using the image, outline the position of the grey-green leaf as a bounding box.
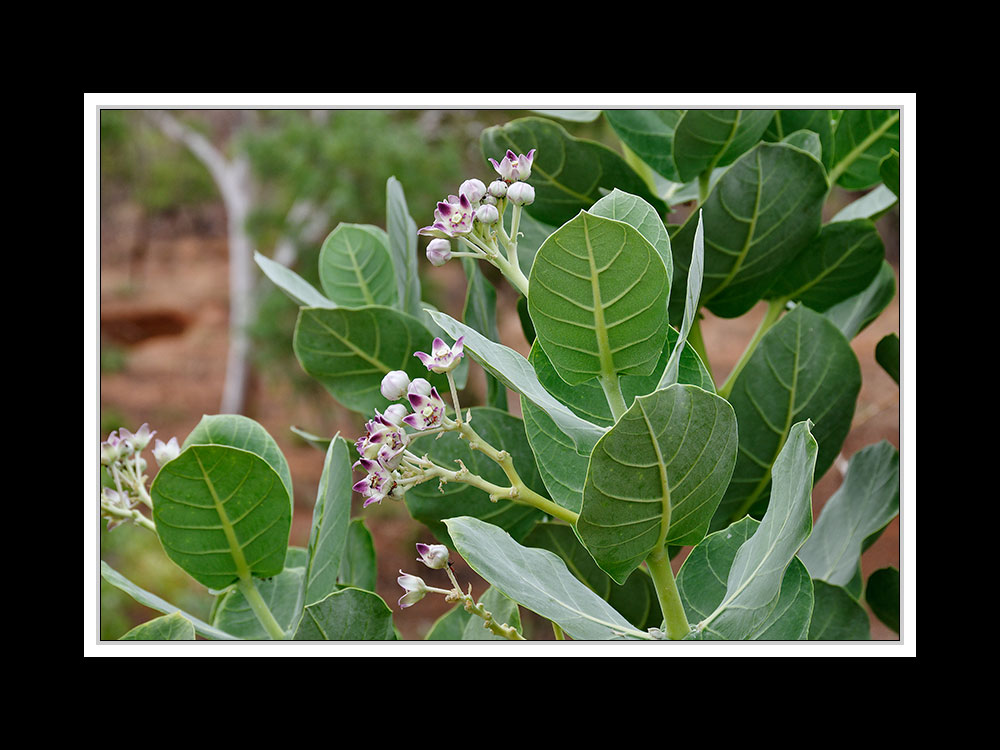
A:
[528,210,669,385]
[303,436,353,606]
[672,109,775,183]
[823,260,897,340]
[338,519,377,592]
[688,421,817,640]
[714,305,861,529]
[100,560,238,640]
[254,251,336,309]
[151,444,292,590]
[798,441,899,587]
[444,516,649,640]
[294,305,450,416]
[577,383,739,584]
[480,116,667,227]
[808,580,870,640]
[460,587,522,640]
[212,564,306,639]
[677,518,813,640]
[386,176,422,317]
[318,223,398,308]
[119,611,197,641]
[293,587,395,640]
[669,142,828,320]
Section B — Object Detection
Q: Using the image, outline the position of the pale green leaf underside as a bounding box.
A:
[304,436,354,607]
[254,251,336,309]
[151,444,292,590]
[119,611,197,641]
[577,384,739,584]
[386,176,422,317]
[212,562,306,639]
[823,260,896,341]
[445,516,649,640]
[529,210,668,385]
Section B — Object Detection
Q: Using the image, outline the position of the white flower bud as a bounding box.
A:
[488,180,508,198]
[476,203,500,225]
[416,543,450,570]
[152,437,180,467]
[425,238,452,267]
[382,403,409,426]
[460,178,487,204]
[381,370,411,401]
[507,182,535,206]
[408,378,433,397]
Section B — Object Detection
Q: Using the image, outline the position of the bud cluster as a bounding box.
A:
[417,149,537,280]
[352,337,466,508]
[100,424,178,530]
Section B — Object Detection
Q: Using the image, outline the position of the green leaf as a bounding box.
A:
[318,223,398,308]
[672,109,775,183]
[763,110,835,170]
[880,149,900,197]
[823,260,897,340]
[530,109,603,123]
[386,176,422,317]
[338,519,377,592]
[480,116,667,227]
[688,421,817,639]
[405,407,548,546]
[119,611,197,640]
[525,522,662,631]
[100,560,238,640]
[425,604,473,640]
[294,305,450,416]
[426,309,607,454]
[512,210,557,279]
[669,142,828,320]
[765,218,886,311]
[577,383,739,584]
[604,109,685,182]
[876,333,900,384]
[151,444,292,590]
[865,566,900,634]
[444,516,649,640]
[183,414,293,516]
[798,441,899,587]
[659,210,703,387]
[677,518,814,640]
[713,305,861,529]
[588,188,673,291]
[808,580,870,640]
[293,587,395,640]
[212,563,306,639]
[303,436,353,606]
[254,251,336,309]
[830,110,901,189]
[528,210,669,386]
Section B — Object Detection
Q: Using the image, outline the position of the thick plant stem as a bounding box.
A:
[600,374,629,422]
[645,548,691,640]
[238,576,286,640]
[698,171,711,206]
[718,297,786,399]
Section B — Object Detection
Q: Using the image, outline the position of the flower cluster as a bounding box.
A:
[417,149,537,281]
[351,337,466,508]
[100,424,178,530]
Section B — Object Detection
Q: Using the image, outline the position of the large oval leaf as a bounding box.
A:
[293,587,394,640]
[480,116,667,227]
[763,110,835,170]
[713,305,861,529]
[294,305,450,415]
[669,142,828,320]
[528,210,669,386]
[672,109,775,183]
[576,383,738,584]
[604,109,685,182]
[318,223,398,308]
[151,444,292,590]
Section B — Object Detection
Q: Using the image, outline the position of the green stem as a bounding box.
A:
[718,297,786,399]
[552,622,565,640]
[827,111,900,185]
[445,566,524,640]
[238,576,286,640]
[101,502,157,533]
[599,374,629,422]
[645,548,691,640]
[698,170,711,206]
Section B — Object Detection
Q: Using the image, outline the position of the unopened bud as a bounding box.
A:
[488,180,508,198]
[416,542,450,569]
[507,182,535,206]
[476,204,500,225]
[425,238,452,267]
[382,403,409,426]
[408,378,433,397]
[381,370,412,401]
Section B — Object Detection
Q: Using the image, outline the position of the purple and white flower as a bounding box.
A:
[403,386,448,431]
[381,370,411,401]
[414,336,465,374]
[416,543,450,570]
[418,194,476,239]
[489,149,536,183]
[101,431,124,465]
[397,571,429,608]
[425,238,452,267]
[352,457,396,508]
